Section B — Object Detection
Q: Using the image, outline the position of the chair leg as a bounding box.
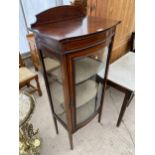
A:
[35,75,42,96]
[116,91,132,127]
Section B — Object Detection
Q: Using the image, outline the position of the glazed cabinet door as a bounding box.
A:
[69,43,112,129]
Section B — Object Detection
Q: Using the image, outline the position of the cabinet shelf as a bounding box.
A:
[51,57,105,84]
[50,79,97,111]
[59,98,99,125]
[44,57,60,72]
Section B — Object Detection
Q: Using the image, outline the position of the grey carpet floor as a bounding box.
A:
[21,70,135,155]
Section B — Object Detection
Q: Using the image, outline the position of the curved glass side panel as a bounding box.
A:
[42,56,67,124]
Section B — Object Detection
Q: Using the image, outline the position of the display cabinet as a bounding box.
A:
[29,4,120,149]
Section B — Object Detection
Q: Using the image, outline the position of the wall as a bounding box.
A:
[87,0,135,62]
[19,0,63,53]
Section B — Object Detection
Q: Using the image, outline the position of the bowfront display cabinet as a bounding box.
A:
[29,5,120,149]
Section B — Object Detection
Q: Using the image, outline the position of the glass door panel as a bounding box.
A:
[74,47,109,125]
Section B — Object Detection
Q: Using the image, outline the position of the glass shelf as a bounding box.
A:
[50,57,105,84]
[50,79,97,109]
[49,78,104,125]
[44,57,60,72]
[59,98,100,125]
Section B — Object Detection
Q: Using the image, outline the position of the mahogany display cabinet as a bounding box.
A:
[29,5,120,149]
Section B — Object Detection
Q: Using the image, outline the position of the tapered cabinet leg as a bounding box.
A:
[68,131,73,150]
[117,91,132,127]
[98,85,105,123]
[53,117,59,134]
[98,111,102,123]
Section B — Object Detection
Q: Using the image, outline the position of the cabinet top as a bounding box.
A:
[29,6,120,42]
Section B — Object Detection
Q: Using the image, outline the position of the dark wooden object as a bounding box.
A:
[29,5,120,149]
